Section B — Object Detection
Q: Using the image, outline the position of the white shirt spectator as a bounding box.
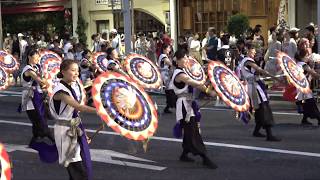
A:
[19,39,27,59]
[190,39,201,51]
[112,35,122,54]
[63,42,72,55]
[282,38,297,59]
[201,37,208,61]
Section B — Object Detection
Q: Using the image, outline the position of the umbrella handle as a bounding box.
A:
[89,123,105,142]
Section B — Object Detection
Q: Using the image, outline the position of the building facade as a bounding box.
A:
[177,0,281,40]
[80,0,170,46]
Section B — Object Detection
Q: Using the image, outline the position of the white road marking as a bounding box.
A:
[0,119,319,158]
[156,104,301,116]
[0,91,22,95]
[4,143,166,171]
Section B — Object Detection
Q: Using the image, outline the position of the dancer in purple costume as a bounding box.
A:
[169,49,217,169]
[21,49,57,162]
[49,60,97,180]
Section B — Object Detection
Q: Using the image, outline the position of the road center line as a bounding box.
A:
[0,119,318,158]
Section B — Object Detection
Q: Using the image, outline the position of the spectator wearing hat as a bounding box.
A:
[305,24,318,53]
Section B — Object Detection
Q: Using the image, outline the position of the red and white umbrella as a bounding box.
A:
[277,52,311,94]
[208,61,250,112]
[39,50,62,68]
[0,143,11,180]
[184,56,206,85]
[0,66,9,91]
[92,72,158,141]
[42,58,61,79]
[123,53,162,89]
[92,52,108,73]
[0,51,19,73]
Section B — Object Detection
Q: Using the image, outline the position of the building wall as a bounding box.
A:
[134,0,170,26]
[80,0,169,48]
[178,0,280,44]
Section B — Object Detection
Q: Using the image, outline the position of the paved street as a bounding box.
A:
[0,87,320,180]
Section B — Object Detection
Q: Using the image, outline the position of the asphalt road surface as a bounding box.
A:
[0,88,319,180]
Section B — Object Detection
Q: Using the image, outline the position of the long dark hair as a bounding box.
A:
[27,48,39,65]
[57,59,78,78]
[106,47,115,60]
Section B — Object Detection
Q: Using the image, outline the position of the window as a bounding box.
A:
[96,20,110,34]
[96,0,108,5]
[180,0,241,37]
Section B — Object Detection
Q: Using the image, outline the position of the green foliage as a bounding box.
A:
[3,11,65,36]
[76,15,88,47]
[227,14,250,39]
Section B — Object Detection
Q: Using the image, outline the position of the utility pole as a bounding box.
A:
[72,0,78,38]
[131,0,134,36]
[170,0,177,51]
[0,2,2,49]
[123,0,132,54]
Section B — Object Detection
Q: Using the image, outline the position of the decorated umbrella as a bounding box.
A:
[184,56,206,85]
[0,143,11,180]
[0,51,19,72]
[46,67,86,104]
[123,54,162,89]
[46,67,60,97]
[92,72,158,141]
[39,50,62,68]
[277,52,311,94]
[207,61,250,112]
[92,52,108,73]
[42,58,61,79]
[0,66,9,91]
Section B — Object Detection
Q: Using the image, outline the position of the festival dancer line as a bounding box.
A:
[49,60,97,180]
[169,49,217,169]
[240,44,282,141]
[21,49,54,144]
